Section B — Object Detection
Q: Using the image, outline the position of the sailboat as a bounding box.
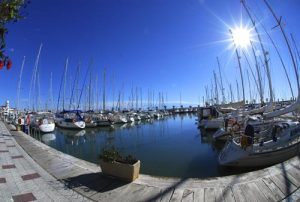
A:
[55,110,85,129]
[55,58,86,129]
[30,112,55,133]
[218,0,300,167]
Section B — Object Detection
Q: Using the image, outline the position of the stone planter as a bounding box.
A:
[100,159,140,182]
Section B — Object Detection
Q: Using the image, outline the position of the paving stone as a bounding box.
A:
[21,173,41,181]
[0,150,9,152]
[11,155,24,159]
[7,145,16,147]
[2,164,16,169]
[0,177,6,183]
[12,192,37,202]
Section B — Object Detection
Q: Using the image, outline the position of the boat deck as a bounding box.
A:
[1,121,300,201]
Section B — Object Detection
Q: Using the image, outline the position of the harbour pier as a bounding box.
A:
[0,121,300,201]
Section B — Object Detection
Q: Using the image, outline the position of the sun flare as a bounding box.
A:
[231,27,252,48]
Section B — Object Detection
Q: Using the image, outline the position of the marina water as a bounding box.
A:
[31,113,258,178]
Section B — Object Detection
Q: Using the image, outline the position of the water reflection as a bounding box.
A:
[41,133,56,143]
[37,114,229,178]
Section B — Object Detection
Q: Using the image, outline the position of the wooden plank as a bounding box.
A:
[138,186,161,202]
[182,189,194,202]
[92,182,142,202]
[231,185,246,202]
[262,177,284,200]
[244,182,268,202]
[193,188,205,202]
[214,187,224,202]
[160,188,175,202]
[285,171,300,187]
[170,188,184,202]
[254,180,277,202]
[221,186,235,202]
[287,166,300,184]
[204,188,215,202]
[238,184,257,202]
[269,174,297,196]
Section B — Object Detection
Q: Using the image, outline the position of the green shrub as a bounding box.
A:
[99,147,137,165]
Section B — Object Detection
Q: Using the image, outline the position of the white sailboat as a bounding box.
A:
[29,112,55,133]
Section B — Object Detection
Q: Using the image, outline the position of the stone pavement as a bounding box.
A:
[0,122,91,202]
[1,121,300,201]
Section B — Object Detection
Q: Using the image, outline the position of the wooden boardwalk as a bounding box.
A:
[4,122,300,201]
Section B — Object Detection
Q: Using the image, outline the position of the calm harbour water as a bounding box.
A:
[32,114,255,178]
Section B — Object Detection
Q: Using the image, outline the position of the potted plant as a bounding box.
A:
[99,147,140,182]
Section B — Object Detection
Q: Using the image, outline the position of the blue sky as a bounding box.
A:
[1,0,300,110]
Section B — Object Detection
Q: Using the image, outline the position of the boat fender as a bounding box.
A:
[241,135,248,150]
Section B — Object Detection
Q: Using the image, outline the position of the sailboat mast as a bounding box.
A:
[62,58,69,111]
[69,64,80,110]
[236,79,240,102]
[95,74,99,111]
[140,88,142,110]
[36,68,41,111]
[217,57,225,104]
[49,72,53,111]
[88,70,92,111]
[229,29,245,103]
[241,50,260,95]
[263,0,299,95]
[213,70,219,105]
[290,34,300,63]
[180,92,182,107]
[205,86,208,104]
[250,42,264,104]
[17,56,25,111]
[229,83,233,103]
[260,24,295,99]
[246,69,252,103]
[29,43,43,111]
[242,0,273,102]
[102,68,106,111]
[136,87,138,110]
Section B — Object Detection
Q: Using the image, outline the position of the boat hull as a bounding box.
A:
[220,142,300,167]
[56,120,86,129]
[39,123,55,133]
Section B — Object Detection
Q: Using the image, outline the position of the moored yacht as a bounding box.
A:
[30,112,55,133]
[218,121,300,167]
[55,110,85,129]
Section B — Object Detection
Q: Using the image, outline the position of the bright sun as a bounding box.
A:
[231,27,251,48]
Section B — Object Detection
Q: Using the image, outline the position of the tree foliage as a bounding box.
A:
[0,0,30,69]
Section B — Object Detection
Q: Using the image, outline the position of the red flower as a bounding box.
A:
[6,59,12,70]
[0,61,3,69]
